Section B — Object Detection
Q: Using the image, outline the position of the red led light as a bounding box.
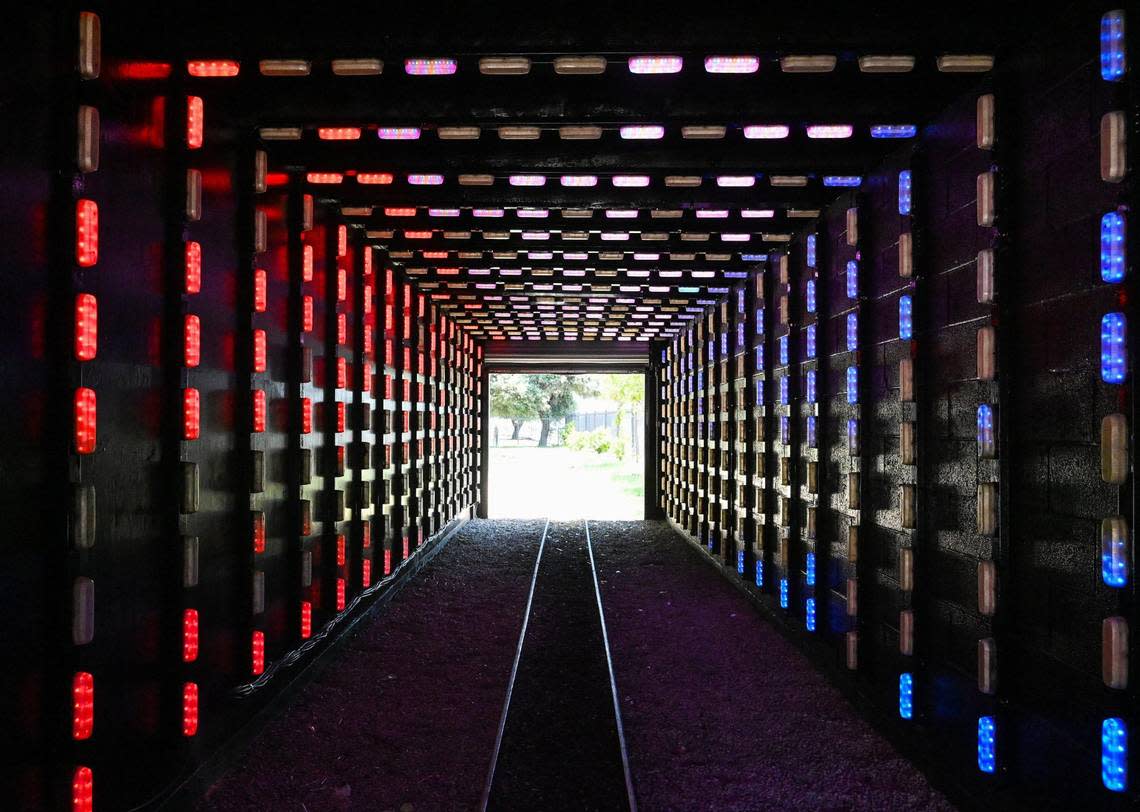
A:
[362,559,372,587]
[357,173,394,185]
[303,295,314,332]
[336,578,346,611]
[338,224,348,257]
[182,608,199,662]
[338,267,347,301]
[306,172,343,184]
[266,171,289,187]
[404,230,432,239]
[384,207,417,217]
[75,293,98,361]
[252,388,266,432]
[403,536,410,558]
[336,401,346,432]
[184,315,200,367]
[318,127,361,140]
[113,61,172,79]
[362,523,371,549]
[364,326,373,356]
[384,549,392,575]
[182,682,198,736]
[75,387,96,454]
[72,672,94,740]
[253,512,265,553]
[253,329,266,372]
[72,766,93,812]
[76,199,98,267]
[337,534,346,566]
[185,241,201,293]
[253,268,267,312]
[187,96,203,149]
[337,357,347,389]
[300,601,312,639]
[251,630,265,675]
[183,388,200,440]
[302,245,313,282]
[301,397,312,434]
[188,60,239,77]
[423,251,448,259]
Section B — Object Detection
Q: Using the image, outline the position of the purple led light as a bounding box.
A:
[629,55,683,74]
[721,233,750,242]
[620,125,666,140]
[404,58,457,76]
[743,124,790,139]
[517,209,549,219]
[427,208,460,218]
[741,209,775,218]
[806,124,854,139]
[606,209,639,218]
[560,175,598,187]
[704,55,760,74]
[696,210,729,219]
[601,232,630,241]
[472,208,504,218]
[613,175,650,187]
[509,174,546,187]
[717,175,756,187]
[521,231,550,240]
[377,127,421,140]
[407,173,444,185]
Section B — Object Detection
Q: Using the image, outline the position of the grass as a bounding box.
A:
[488,446,644,519]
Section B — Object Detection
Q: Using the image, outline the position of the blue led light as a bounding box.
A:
[756,559,764,587]
[756,307,765,334]
[661,348,667,363]
[1103,717,1128,792]
[755,344,764,368]
[806,324,817,358]
[741,253,768,261]
[779,577,789,609]
[846,312,858,351]
[847,419,859,454]
[737,323,745,349]
[697,370,704,391]
[978,716,996,774]
[709,339,715,360]
[871,124,918,139]
[1101,313,1127,383]
[806,552,816,586]
[899,673,913,719]
[898,170,912,216]
[725,271,749,279]
[780,415,790,445]
[679,286,699,293]
[737,550,745,575]
[899,295,913,340]
[806,415,817,447]
[977,404,995,456]
[688,351,693,371]
[806,279,817,313]
[780,376,789,405]
[720,333,728,355]
[755,377,764,401]
[846,366,858,403]
[1101,212,1126,283]
[779,335,789,365]
[805,597,816,631]
[807,234,817,267]
[806,370,817,403]
[824,175,863,187]
[709,287,730,295]
[1101,11,1126,82]
[846,260,858,299]
[738,288,746,312]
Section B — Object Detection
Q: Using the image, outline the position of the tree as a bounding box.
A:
[490,374,541,440]
[528,374,595,447]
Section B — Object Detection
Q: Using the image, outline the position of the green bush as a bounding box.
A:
[560,423,576,446]
[567,427,612,454]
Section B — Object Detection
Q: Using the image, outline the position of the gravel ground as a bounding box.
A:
[197,520,544,812]
[590,520,956,812]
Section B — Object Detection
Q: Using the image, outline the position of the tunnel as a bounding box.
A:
[2,3,1137,810]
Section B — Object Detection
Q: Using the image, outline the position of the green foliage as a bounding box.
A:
[490,374,541,420]
[560,423,577,446]
[489,374,596,421]
[566,427,612,455]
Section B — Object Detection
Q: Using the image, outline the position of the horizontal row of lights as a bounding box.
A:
[306,170,860,187]
[373,207,782,220]
[187,54,993,78]
[294,123,915,141]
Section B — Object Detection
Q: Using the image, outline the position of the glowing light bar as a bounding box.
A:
[696,210,728,219]
[824,176,862,187]
[807,234,817,267]
[847,260,858,298]
[807,124,853,139]
[1101,11,1126,81]
[977,404,996,458]
[717,175,755,187]
[408,173,444,185]
[742,254,767,261]
[1102,212,1126,282]
[405,58,457,76]
[188,59,239,77]
[377,127,421,140]
[75,387,96,453]
[254,269,267,312]
[620,124,665,140]
[73,766,93,812]
[405,230,432,239]
[704,55,759,74]
[183,388,200,440]
[253,329,267,372]
[779,336,789,365]
[473,209,504,218]
[744,124,789,140]
[806,281,816,313]
[185,242,201,293]
[561,174,598,187]
[1103,717,1128,791]
[75,294,98,361]
[187,96,203,148]
[899,673,913,719]
[899,295,913,340]
[741,209,775,219]
[1102,313,1127,383]
[306,172,343,184]
[1103,517,1129,588]
[805,597,816,631]
[76,199,98,267]
[721,233,750,242]
[806,551,816,585]
[518,209,549,218]
[779,578,789,609]
[253,388,266,432]
[613,175,650,187]
[977,716,996,773]
[870,124,917,139]
[73,672,94,739]
[847,312,858,351]
[182,682,198,736]
[806,370,817,403]
[606,210,637,219]
[357,173,394,185]
[182,608,199,662]
[252,631,265,675]
[899,170,913,215]
[601,232,630,241]
[429,208,460,217]
[318,127,361,140]
[184,315,200,367]
[629,55,683,74]
[509,174,546,186]
[384,207,417,217]
[846,366,858,403]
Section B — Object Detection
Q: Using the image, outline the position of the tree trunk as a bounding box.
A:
[511,420,523,440]
[538,418,552,447]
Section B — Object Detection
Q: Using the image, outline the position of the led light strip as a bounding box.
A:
[251,150,270,683]
[897,166,918,720]
[843,202,862,671]
[800,233,821,634]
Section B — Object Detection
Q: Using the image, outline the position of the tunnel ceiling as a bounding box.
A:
[102,2,1042,348]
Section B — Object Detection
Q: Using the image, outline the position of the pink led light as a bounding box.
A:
[404,58,457,76]
[741,209,776,218]
[564,251,588,260]
[408,173,444,185]
[704,55,760,74]
[629,55,683,74]
[717,175,755,187]
[743,124,790,139]
[527,251,553,259]
[620,124,665,140]
[696,209,729,219]
[606,209,638,219]
[377,127,421,140]
[806,124,854,139]
[517,209,549,218]
[560,175,598,187]
[428,208,460,217]
[509,174,546,186]
[473,208,504,218]
[601,232,630,241]
[612,175,650,187]
[521,231,550,240]
[634,252,660,260]
[721,233,751,241]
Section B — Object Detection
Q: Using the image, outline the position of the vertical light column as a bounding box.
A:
[380,263,396,575]
[774,251,800,615]
[248,149,269,681]
[800,233,823,633]
[843,204,864,671]
[355,239,377,590]
[293,186,318,642]
[752,264,771,591]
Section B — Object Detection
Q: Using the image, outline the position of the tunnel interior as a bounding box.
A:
[2,3,1137,810]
